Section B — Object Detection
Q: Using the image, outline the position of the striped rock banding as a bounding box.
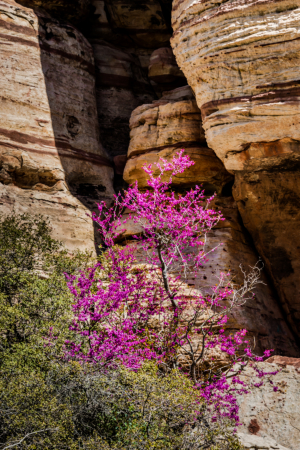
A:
[171,0,300,341]
[0,0,114,251]
[124,85,232,192]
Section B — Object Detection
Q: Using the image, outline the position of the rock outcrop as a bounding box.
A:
[122,87,299,357]
[237,359,300,450]
[0,0,114,251]
[148,47,186,91]
[88,0,173,49]
[124,86,232,192]
[171,0,300,340]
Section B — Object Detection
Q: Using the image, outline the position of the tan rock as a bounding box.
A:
[117,196,300,357]
[0,0,114,251]
[237,361,300,450]
[170,0,300,339]
[124,86,232,192]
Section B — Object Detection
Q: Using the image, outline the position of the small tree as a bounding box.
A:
[66,151,277,435]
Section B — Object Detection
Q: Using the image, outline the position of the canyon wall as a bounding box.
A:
[171,0,300,340]
[0,0,114,251]
[122,87,299,357]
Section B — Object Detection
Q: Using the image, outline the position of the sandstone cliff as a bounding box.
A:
[171,0,300,340]
[0,0,114,251]
[123,87,299,357]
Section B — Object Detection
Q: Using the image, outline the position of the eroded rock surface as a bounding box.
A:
[148,47,186,91]
[0,0,114,251]
[171,0,300,340]
[91,39,154,158]
[237,360,300,450]
[124,86,232,192]
[122,87,299,356]
[89,0,173,49]
[15,0,91,25]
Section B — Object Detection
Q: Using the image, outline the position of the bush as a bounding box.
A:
[0,214,241,449]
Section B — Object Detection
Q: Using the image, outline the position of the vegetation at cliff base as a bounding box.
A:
[0,153,275,449]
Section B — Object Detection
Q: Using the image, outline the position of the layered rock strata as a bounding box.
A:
[124,86,232,192]
[171,0,300,340]
[0,0,114,251]
[88,0,173,49]
[91,39,154,158]
[15,0,90,26]
[237,359,300,450]
[122,87,299,357]
[148,47,186,92]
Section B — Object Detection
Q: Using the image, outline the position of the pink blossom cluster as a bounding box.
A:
[65,150,277,426]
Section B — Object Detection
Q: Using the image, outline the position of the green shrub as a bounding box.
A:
[0,214,241,449]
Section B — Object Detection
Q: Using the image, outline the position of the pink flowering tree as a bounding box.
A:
[65,151,277,427]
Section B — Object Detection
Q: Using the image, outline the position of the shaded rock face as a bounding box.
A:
[0,0,114,252]
[15,0,91,26]
[171,0,300,340]
[122,89,299,357]
[85,1,186,161]
[124,86,232,193]
[91,39,154,158]
[237,360,300,450]
[148,47,186,91]
[88,0,173,49]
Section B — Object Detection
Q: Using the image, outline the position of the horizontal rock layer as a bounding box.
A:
[124,86,232,192]
[0,0,114,251]
[170,0,300,340]
[91,39,155,158]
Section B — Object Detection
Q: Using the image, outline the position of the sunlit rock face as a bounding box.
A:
[237,358,300,450]
[0,0,114,252]
[121,86,299,357]
[171,0,300,339]
[124,86,232,192]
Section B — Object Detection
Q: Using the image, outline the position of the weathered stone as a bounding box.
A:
[148,47,186,89]
[118,200,299,356]
[237,432,291,450]
[88,0,172,49]
[91,39,154,157]
[15,0,91,25]
[170,0,300,340]
[237,361,300,450]
[124,86,232,192]
[0,0,114,251]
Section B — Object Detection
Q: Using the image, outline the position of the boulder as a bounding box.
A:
[0,0,114,251]
[171,0,300,339]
